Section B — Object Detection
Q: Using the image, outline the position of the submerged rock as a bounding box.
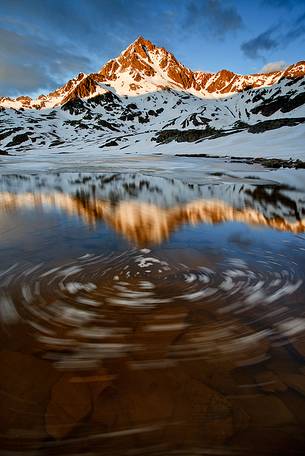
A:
[234,395,296,427]
[255,370,287,393]
[0,351,59,441]
[281,373,305,397]
[45,369,111,439]
[46,374,92,439]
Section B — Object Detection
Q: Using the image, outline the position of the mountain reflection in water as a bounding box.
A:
[1,173,305,244]
[1,172,305,456]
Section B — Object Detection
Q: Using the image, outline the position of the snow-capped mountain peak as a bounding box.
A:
[1,36,304,109]
[0,37,304,158]
[95,35,200,96]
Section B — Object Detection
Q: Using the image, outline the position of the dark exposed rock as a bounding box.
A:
[252,93,265,103]
[251,97,286,116]
[97,119,120,131]
[88,91,121,106]
[0,127,23,141]
[49,139,65,147]
[234,120,249,129]
[138,113,150,123]
[253,157,305,169]
[282,91,305,112]
[175,153,305,169]
[6,132,31,147]
[251,92,305,116]
[119,108,142,121]
[61,97,86,115]
[78,123,89,129]
[148,109,158,116]
[103,139,119,147]
[153,127,218,144]
[64,119,89,130]
[248,117,305,133]
[182,114,211,128]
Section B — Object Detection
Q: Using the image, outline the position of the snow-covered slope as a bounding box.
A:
[0,37,305,158]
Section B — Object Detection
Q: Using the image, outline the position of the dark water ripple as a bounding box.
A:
[0,246,304,369]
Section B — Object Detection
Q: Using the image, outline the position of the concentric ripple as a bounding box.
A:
[1,245,304,369]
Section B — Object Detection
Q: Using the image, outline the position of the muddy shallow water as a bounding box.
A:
[1,171,305,455]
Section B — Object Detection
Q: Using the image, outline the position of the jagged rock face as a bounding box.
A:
[16,96,32,103]
[282,61,305,80]
[62,75,100,103]
[113,38,157,76]
[204,69,237,93]
[99,60,120,81]
[96,36,200,94]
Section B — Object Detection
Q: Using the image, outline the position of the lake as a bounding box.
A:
[1,168,305,455]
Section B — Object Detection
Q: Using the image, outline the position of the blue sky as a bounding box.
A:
[0,0,304,97]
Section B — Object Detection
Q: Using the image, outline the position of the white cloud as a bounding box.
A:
[260,60,288,73]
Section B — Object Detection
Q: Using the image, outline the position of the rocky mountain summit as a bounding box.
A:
[0,36,305,155]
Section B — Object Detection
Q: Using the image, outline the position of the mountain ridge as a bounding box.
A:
[1,36,304,110]
[0,36,304,158]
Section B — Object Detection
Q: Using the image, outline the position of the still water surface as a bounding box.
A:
[1,172,305,455]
